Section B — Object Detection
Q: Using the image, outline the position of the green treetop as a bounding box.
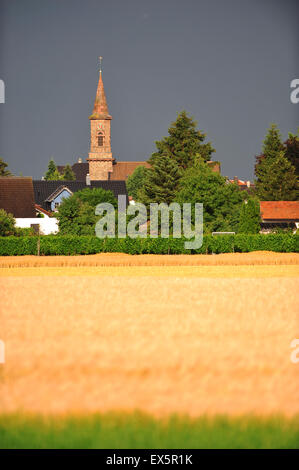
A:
[255,124,298,200]
[73,187,117,208]
[56,187,117,235]
[0,158,12,176]
[238,198,261,234]
[255,151,298,201]
[284,130,299,176]
[44,159,61,180]
[0,209,16,236]
[149,110,215,170]
[255,124,284,178]
[175,161,244,233]
[139,154,182,206]
[126,166,150,201]
[262,123,284,159]
[62,164,76,181]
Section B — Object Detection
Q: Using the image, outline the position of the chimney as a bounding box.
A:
[86,173,91,186]
[78,157,82,163]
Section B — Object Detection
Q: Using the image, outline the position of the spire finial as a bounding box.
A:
[99,56,103,74]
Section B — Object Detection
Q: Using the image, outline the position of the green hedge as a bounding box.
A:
[0,234,298,256]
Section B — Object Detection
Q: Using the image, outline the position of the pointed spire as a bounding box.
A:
[89,62,112,120]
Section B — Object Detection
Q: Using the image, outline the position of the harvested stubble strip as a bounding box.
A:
[0,252,298,268]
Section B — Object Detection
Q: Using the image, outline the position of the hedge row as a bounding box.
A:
[0,234,298,255]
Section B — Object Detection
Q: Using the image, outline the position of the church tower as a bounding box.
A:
[87,60,114,180]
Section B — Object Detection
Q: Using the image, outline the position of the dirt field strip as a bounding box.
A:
[0,251,298,268]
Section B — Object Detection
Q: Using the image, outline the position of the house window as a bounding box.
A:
[54,202,60,210]
[97,132,104,147]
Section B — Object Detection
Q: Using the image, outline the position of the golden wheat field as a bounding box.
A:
[0,253,298,417]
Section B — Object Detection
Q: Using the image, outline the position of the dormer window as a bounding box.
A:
[97,131,104,147]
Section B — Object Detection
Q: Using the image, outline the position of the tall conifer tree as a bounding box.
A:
[149,111,215,170]
[256,151,298,201]
[139,154,182,205]
[44,159,61,180]
[284,130,299,176]
[62,164,76,181]
[255,124,298,200]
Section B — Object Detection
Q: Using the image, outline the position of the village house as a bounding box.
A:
[260,201,299,232]
[0,176,58,234]
[0,176,128,234]
[33,179,128,213]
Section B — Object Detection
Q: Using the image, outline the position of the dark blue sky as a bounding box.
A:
[0,0,298,180]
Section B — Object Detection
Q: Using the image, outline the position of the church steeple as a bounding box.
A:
[87,58,114,180]
[89,71,112,120]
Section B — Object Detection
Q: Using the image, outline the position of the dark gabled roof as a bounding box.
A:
[57,163,89,181]
[33,180,128,210]
[0,177,36,218]
[45,185,73,202]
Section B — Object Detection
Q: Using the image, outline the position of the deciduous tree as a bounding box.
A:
[56,187,117,235]
[238,198,261,234]
[126,166,150,200]
[0,209,16,236]
[175,161,244,233]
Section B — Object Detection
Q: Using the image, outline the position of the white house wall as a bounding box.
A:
[15,218,59,235]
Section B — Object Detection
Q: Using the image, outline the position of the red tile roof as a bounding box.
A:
[260,201,299,221]
[229,178,248,186]
[109,160,220,181]
[35,204,52,217]
[109,161,151,180]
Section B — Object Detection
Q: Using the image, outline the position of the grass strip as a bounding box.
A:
[0,413,298,449]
